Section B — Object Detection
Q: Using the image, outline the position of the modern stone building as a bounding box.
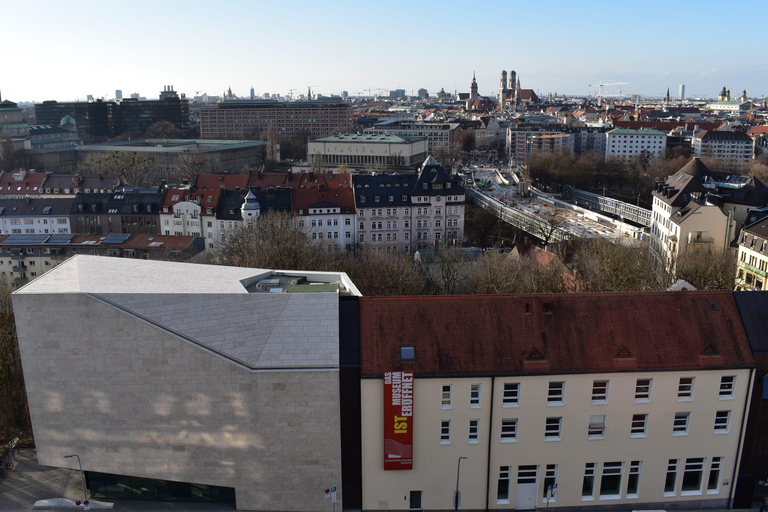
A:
[308,133,428,169]
[13,256,361,510]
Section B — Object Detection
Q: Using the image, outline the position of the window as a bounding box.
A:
[627,461,642,498]
[673,412,690,435]
[545,417,561,440]
[409,490,422,511]
[440,420,451,444]
[599,462,623,499]
[707,457,722,493]
[588,415,605,439]
[631,414,648,438]
[719,376,735,399]
[468,419,479,443]
[665,459,679,495]
[635,378,652,402]
[681,458,705,495]
[591,380,608,403]
[582,463,596,500]
[543,465,558,502]
[400,346,415,361]
[678,377,695,401]
[441,384,452,409]
[470,383,481,407]
[502,382,519,406]
[548,381,564,405]
[500,419,517,442]
[714,410,730,433]
[497,466,510,503]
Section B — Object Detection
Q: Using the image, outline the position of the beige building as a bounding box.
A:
[13,256,361,511]
[735,215,768,290]
[359,293,755,512]
[308,133,428,169]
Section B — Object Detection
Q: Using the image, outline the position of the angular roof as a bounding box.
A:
[292,173,355,215]
[71,191,165,215]
[247,171,299,190]
[40,173,125,191]
[695,129,753,142]
[0,197,74,216]
[359,291,754,377]
[353,173,418,208]
[194,173,248,191]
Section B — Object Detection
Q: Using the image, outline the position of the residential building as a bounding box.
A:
[692,130,754,170]
[292,173,356,250]
[735,219,768,291]
[0,197,73,235]
[199,99,353,140]
[38,174,126,197]
[13,255,361,511]
[307,133,428,169]
[605,128,667,163]
[0,233,203,285]
[159,187,221,245]
[0,169,47,198]
[353,157,465,252]
[71,191,164,235]
[359,292,754,512]
[364,120,461,151]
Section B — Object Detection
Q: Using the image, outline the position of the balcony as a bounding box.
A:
[687,233,714,245]
[12,264,26,273]
[10,253,25,261]
[744,263,767,278]
[14,277,28,285]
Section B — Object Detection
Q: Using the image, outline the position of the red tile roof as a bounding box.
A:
[359,291,753,377]
[292,173,355,214]
[0,170,47,195]
[194,174,248,191]
[247,171,300,190]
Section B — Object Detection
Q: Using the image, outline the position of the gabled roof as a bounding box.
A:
[0,197,74,216]
[70,192,165,215]
[216,189,246,220]
[247,171,299,190]
[359,291,754,377]
[353,174,417,208]
[194,173,248,191]
[40,174,125,191]
[0,171,47,195]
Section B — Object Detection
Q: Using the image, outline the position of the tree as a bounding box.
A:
[0,276,30,442]
[532,211,566,246]
[79,151,157,186]
[386,152,406,170]
[176,152,210,183]
[465,251,527,294]
[673,249,735,290]
[144,120,183,140]
[343,249,425,296]
[571,238,665,292]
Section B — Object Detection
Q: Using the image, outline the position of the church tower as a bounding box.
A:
[509,70,517,103]
[515,76,521,107]
[470,72,479,100]
[499,70,508,110]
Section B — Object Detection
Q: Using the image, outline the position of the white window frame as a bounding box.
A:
[582,462,596,501]
[678,376,695,401]
[719,375,735,399]
[500,418,517,442]
[626,461,642,498]
[441,384,452,409]
[545,417,562,441]
[591,379,609,404]
[714,410,731,433]
[681,457,705,496]
[470,383,481,408]
[631,413,648,438]
[673,412,690,436]
[502,382,519,407]
[588,415,606,439]
[634,378,652,403]
[468,419,479,444]
[543,464,558,503]
[497,466,511,504]
[547,381,564,406]
[665,459,679,496]
[598,462,624,500]
[707,457,722,494]
[440,420,451,444]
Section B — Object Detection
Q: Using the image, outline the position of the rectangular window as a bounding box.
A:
[719,376,735,399]
[665,459,679,495]
[591,380,609,403]
[548,381,564,405]
[409,490,422,510]
[517,465,537,484]
[673,412,690,435]
[470,383,481,408]
[545,417,562,440]
[502,382,519,406]
[707,457,722,493]
[500,419,517,442]
[631,414,648,438]
[599,462,623,499]
[588,415,606,439]
[635,378,652,402]
[497,466,510,503]
[714,410,730,433]
[627,461,642,498]
[678,377,695,401]
[468,419,479,443]
[682,458,705,495]
[543,464,557,501]
[582,463,596,500]
[440,420,451,444]
[441,384,452,409]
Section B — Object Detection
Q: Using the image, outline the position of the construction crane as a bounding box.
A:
[288,89,296,99]
[306,85,317,100]
[588,80,629,106]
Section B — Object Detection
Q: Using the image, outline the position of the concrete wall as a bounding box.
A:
[14,292,343,511]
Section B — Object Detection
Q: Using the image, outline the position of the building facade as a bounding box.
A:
[364,121,461,151]
[605,128,667,163]
[735,219,768,291]
[308,134,428,168]
[692,130,754,171]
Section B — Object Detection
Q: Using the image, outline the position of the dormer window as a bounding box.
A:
[374,195,380,202]
[422,183,428,189]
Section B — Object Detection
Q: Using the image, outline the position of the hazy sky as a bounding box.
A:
[2,0,765,103]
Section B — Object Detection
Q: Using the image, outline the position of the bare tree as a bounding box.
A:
[344,248,425,296]
[177,152,210,182]
[532,211,567,246]
[0,276,30,442]
[144,120,183,140]
[673,249,735,290]
[79,151,157,186]
[571,238,666,292]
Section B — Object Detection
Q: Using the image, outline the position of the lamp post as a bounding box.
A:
[454,456,467,512]
[64,454,89,510]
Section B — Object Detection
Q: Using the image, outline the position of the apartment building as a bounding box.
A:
[506,127,574,163]
[692,130,754,170]
[199,100,353,140]
[605,128,667,162]
[735,218,768,291]
[159,187,221,247]
[364,120,461,151]
[359,292,754,512]
[292,173,356,250]
[0,197,73,235]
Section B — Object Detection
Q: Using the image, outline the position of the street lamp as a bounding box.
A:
[454,456,467,512]
[63,454,89,510]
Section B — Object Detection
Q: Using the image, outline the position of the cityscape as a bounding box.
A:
[1,2,768,512]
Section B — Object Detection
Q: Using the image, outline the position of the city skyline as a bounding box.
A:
[2,0,766,103]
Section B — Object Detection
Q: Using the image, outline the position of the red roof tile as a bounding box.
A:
[194,174,248,191]
[359,291,753,377]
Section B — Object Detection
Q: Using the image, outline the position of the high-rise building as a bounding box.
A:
[679,84,686,100]
[115,89,122,100]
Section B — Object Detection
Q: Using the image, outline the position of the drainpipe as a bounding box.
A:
[484,376,495,512]
[729,367,755,509]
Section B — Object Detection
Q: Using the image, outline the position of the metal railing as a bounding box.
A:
[572,189,652,226]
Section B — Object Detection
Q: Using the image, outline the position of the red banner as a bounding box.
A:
[383,371,414,470]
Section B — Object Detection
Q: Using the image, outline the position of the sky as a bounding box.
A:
[2,0,766,103]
